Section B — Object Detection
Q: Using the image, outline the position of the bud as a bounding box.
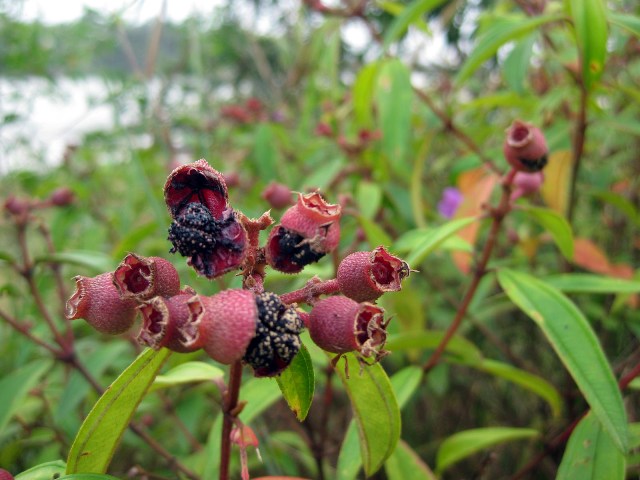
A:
[503,120,548,172]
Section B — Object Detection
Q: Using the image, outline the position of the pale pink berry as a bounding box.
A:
[503,120,548,172]
[113,253,180,301]
[65,273,137,335]
[308,296,388,360]
[511,171,545,200]
[337,247,410,302]
[262,182,293,209]
[187,290,303,377]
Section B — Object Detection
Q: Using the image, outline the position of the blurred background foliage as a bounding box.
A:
[1,0,640,478]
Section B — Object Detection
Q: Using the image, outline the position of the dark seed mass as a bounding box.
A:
[243,292,303,377]
[518,154,548,172]
[270,227,325,273]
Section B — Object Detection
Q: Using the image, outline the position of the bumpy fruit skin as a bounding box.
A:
[165,160,248,279]
[65,272,137,335]
[113,253,180,301]
[266,192,341,273]
[164,159,229,219]
[503,120,548,172]
[137,294,198,353]
[308,296,388,359]
[510,171,545,201]
[188,290,303,377]
[337,246,410,302]
[0,468,14,480]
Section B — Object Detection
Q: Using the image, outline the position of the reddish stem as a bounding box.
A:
[280,278,340,305]
[220,361,244,480]
[423,169,516,372]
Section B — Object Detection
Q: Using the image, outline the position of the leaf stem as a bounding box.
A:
[220,361,244,480]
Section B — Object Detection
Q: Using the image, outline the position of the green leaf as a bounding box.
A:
[475,359,563,418]
[15,460,66,480]
[0,359,52,434]
[503,33,536,94]
[386,331,483,364]
[557,412,626,480]
[521,206,574,260]
[333,353,401,476]
[406,216,478,266]
[542,274,640,294]
[251,124,278,182]
[149,361,224,393]
[382,0,448,48]
[436,427,539,473]
[456,13,564,84]
[497,269,628,452]
[567,0,608,90]
[356,181,383,220]
[358,215,393,248]
[389,366,423,409]
[34,250,115,274]
[276,344,314,421]
[353,62,380,128]
[336,364,423,480]
[55,342,130,435]
[385,439,437,480]
[66,348,172,474]
[608,12,640,37]
[376,59,413,170]
[590,190,640,226]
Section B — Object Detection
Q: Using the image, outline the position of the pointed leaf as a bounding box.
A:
[66,348,172,473]
[336,364,423,480]
[358,215,393,248]
[572,237,612,274]
[436,427,539,473]
[57,475,121,480]
[557,412,625,480]
[543,274,640,294]
[541,150,573,216]
[276,344,314,421]
[407,216,478,267]
[456,13,564,84]
[356,181,383,220]
[333,353,401,477]
[0,359,52,434]
[608,12,640,37]
[35,251,115,274]
[353,62,380,128]
[497,269,628,452]
[521,206,574,260]
[382,0,448,48]
[149,361,224,392]
[376,59,413,169]
[14,460,65,480]
[475,359,563,418]
[386,331,483,364]
[385,439,437,480]
[567,0,608,90]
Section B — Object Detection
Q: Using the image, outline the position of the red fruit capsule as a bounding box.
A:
[137,294,198,353]
[0,469,14,480]
[65,272,137,335]
[308,296,389,360]
[503,120,548,172]
[510,171,545,201]
[187,290,303,377]
[266,192,341,274]
[337,246,410,302]
[262,181,293,210]
[164,159,229,219]
[113,253,180,301]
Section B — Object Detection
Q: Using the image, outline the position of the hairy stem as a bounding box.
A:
[220,361,244,480]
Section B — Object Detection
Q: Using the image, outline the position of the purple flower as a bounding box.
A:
[437,187,463,219]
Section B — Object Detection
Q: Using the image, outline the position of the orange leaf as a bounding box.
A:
[452,169,499,273]
[541,150,573,216]
[572,237,611,274]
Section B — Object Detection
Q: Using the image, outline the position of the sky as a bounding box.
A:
[6,0,223,24]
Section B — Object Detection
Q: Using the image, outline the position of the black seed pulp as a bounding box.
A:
[274,228,325,271]
[243,292,303,377]
[168,203,243,258]
[518,154,548,172]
